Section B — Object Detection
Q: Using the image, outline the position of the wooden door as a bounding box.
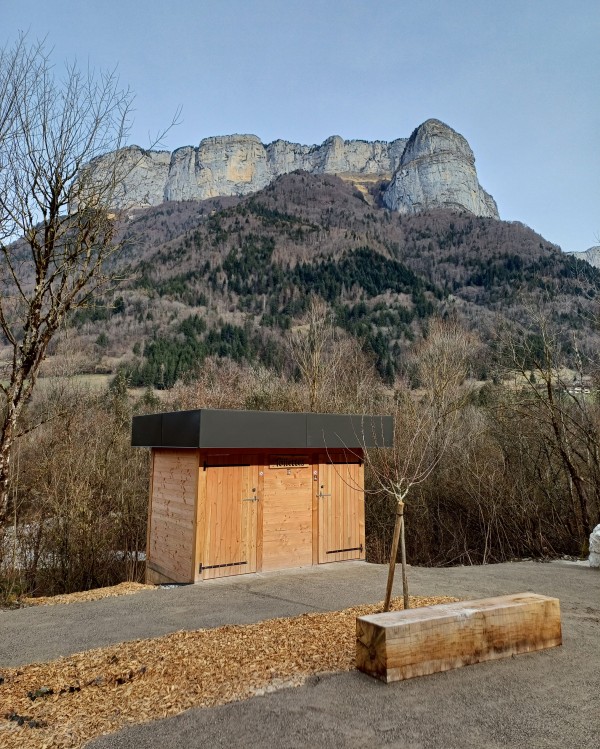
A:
[318,459,365,563]
[202,462,258,580]
[262,462,313,571]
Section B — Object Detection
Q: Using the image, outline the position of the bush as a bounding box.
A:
[0,380,149,599]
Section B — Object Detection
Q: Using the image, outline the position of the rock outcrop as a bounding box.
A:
[382,119,498,218]
[101,147,171,208]
[569,246,600,269]
[93,119,498,218]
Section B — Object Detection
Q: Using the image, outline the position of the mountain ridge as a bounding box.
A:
[92,119,499,220]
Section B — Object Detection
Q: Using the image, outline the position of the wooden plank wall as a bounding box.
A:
[146,448,198,583]
[262,463,313,571]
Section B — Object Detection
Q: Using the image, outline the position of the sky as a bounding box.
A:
[2,0,599,252]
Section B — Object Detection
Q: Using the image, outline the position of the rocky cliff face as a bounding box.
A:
[569,246,600,268]
[96,119,498,218]
[382,120,498,218]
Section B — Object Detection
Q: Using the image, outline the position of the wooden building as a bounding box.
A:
[132,409,393,584]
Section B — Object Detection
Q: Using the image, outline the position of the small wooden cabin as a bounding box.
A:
[132,408,392,584]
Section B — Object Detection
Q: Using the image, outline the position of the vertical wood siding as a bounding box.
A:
[147,447,366,583]
[261,463,313,571]
[147,449,198,582]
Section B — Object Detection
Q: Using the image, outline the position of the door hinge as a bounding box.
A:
[326,544,363,554]
[199,561,247,573]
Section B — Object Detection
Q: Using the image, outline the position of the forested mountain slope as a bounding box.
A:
[62,172,599,387]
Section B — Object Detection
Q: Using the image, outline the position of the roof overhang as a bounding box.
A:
[131,408,393,449]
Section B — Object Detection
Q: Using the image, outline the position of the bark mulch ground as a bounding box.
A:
[21,583,155,607]
[0,594,456,749]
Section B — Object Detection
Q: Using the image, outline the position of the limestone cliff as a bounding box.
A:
[382,119,498,219]
[95,119,497,218]
[569,246,600,268]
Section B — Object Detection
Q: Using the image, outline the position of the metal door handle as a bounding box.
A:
[242,497,258,502]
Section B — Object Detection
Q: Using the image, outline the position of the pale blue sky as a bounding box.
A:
[3,0,599,251]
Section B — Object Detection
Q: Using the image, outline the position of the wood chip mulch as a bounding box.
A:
[21,583,155,607]
[0,594,456,749]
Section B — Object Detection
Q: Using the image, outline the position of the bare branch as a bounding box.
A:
[0,37,177,523]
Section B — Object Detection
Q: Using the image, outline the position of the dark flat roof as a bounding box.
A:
[131,409,393,449]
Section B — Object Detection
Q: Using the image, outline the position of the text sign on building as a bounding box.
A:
[269,456,309,469]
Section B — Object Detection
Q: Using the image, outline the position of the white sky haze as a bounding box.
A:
[3,0,599,252]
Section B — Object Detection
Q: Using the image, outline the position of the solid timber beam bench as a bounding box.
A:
[356,593,561,683]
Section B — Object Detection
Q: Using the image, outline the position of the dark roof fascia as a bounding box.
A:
[131,409,393,449]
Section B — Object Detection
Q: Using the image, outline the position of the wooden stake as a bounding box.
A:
[383,500,403,612]
[400,509,409,610]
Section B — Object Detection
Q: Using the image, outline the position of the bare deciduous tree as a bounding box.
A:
[368,318,476,610]
[287,295,387,414]
[287,295,338,411]
[0,36,167,523]
[494,309,600,541]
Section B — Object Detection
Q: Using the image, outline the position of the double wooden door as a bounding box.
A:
[200,455,365,580]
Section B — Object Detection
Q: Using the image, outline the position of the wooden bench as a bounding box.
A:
[356,593,561,683]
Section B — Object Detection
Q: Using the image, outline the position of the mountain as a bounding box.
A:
[91,119,498,219]
[568,246,600,268]
[58,171,600,388]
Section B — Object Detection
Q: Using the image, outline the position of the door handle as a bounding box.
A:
[242,487,258,502]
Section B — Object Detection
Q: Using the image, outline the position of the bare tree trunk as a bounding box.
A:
[0,401,18,525]
[0,351,41,523]
[383,500,409,611]
[545,381,591,537]
[383,505,401,612]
